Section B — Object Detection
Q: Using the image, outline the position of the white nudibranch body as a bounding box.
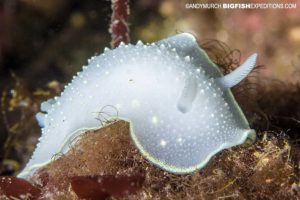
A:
[18,33,257,178]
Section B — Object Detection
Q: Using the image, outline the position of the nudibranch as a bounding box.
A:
[18,33,257,178]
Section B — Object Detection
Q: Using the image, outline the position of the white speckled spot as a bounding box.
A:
[160,139,167,147]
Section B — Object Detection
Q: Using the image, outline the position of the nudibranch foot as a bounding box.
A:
[242,129,257,147]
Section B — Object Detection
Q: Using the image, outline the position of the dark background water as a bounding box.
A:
[0,0,299,175]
